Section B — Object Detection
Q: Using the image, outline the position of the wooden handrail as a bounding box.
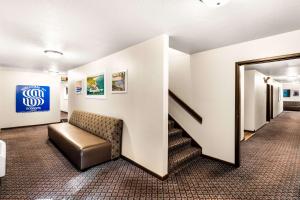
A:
[169,90,203,124]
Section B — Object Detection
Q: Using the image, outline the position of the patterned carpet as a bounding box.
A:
[0,111,299,199]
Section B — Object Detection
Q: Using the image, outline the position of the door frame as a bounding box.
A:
[271,85,274,119]
[266,84,271,122]
[235,53,300,167]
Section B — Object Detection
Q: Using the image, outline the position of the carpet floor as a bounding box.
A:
[0,112,299,199]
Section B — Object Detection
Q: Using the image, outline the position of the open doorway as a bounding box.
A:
[266,84,274,122]
[235,53,300,167]
[60,76,68,122]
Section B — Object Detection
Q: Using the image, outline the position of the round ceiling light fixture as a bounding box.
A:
[44,50,63,58]
[200,0,230,7]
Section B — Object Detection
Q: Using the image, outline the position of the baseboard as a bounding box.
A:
[244,129,255,133]
[201,154,236,167]
[121,155,168,181]
[1,121,61,130]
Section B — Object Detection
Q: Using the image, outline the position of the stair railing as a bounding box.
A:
[169,90,203,124]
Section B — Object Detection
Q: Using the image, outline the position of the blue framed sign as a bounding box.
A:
[16,85,50,113]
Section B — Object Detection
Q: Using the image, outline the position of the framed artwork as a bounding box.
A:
[111,70,127,93]
[75,80,83,94]
[283,89,290,97]
[293,90,299,97]
[86,73,106,98]
[16,85,50,113]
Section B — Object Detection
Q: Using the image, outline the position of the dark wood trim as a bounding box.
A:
[236,53,300,66]
[121,155,169,181]
[201,154,235,166]
[266,84,271,122]
[271,85,274,119]
[235,62,241,167]
[235,52,300,168]
[244,130,255,133]
[1,121,61,131]
[169,90,202,124]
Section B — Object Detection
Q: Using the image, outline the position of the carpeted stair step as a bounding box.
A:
[168,128,182,138]
[168,120,175,129]
[168,147,201,172]
[169,137,191,152]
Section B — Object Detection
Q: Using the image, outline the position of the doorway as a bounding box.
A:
[266,84,274,122]
[235,53,300,167]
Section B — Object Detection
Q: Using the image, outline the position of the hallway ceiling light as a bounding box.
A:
[44,50,63,59]
[200,0,230,7]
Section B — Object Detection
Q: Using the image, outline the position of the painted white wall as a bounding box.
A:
[189,29,300,163]
[244,70,283,132]
[270,80,283,118]
[244,71,255,131]
[0,68,60,129]
[68,35,169,177]
[60,81,68,112]
[282,83,300,101]
[254,71,267,130]
[244,70,267,131]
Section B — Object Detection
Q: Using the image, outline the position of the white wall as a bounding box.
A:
[244,70,255,131]
[282,83,300,101]
[60,81,68,112]
[271,81,283,118]
[188,29,300,163]
[244,70,267,132]
[0,68,60,129]
[244,71,283,132]
[254,71,267,131]
[68,35,169,177]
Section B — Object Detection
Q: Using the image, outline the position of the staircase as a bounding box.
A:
[168,118,201,173]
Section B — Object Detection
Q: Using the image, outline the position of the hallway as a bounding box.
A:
[0,112,299,199]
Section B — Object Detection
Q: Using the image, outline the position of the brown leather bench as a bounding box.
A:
[283,101,300,111]
[48,110,123,170]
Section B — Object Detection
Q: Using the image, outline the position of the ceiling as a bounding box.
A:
[1,0,300,73]
[245,58,300,83]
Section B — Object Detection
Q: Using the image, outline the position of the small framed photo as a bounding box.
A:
[75,80,83,94]
[111,70,127,94]
[293,90,299,97]
[86,73,106,98]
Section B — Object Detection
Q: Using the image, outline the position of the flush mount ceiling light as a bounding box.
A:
[200,0,230,7]
[44,50,63,58]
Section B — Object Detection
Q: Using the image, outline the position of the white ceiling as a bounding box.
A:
[245,59,300,83]
[1,0,300,72]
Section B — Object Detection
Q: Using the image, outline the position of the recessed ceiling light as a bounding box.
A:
[44,50,63,58]
[200,0,230,7]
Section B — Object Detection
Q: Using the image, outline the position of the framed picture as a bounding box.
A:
[283,89,291,97]
[16,85,50,113]
[293,90,299,97]
[75,80,83,94]
[86,73,106,98]
[111,70,127,93]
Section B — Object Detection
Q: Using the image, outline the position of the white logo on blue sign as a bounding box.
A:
[16,85,50,112]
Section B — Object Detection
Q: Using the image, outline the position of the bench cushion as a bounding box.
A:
[48,123,111,170]
[49,123,108,150]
